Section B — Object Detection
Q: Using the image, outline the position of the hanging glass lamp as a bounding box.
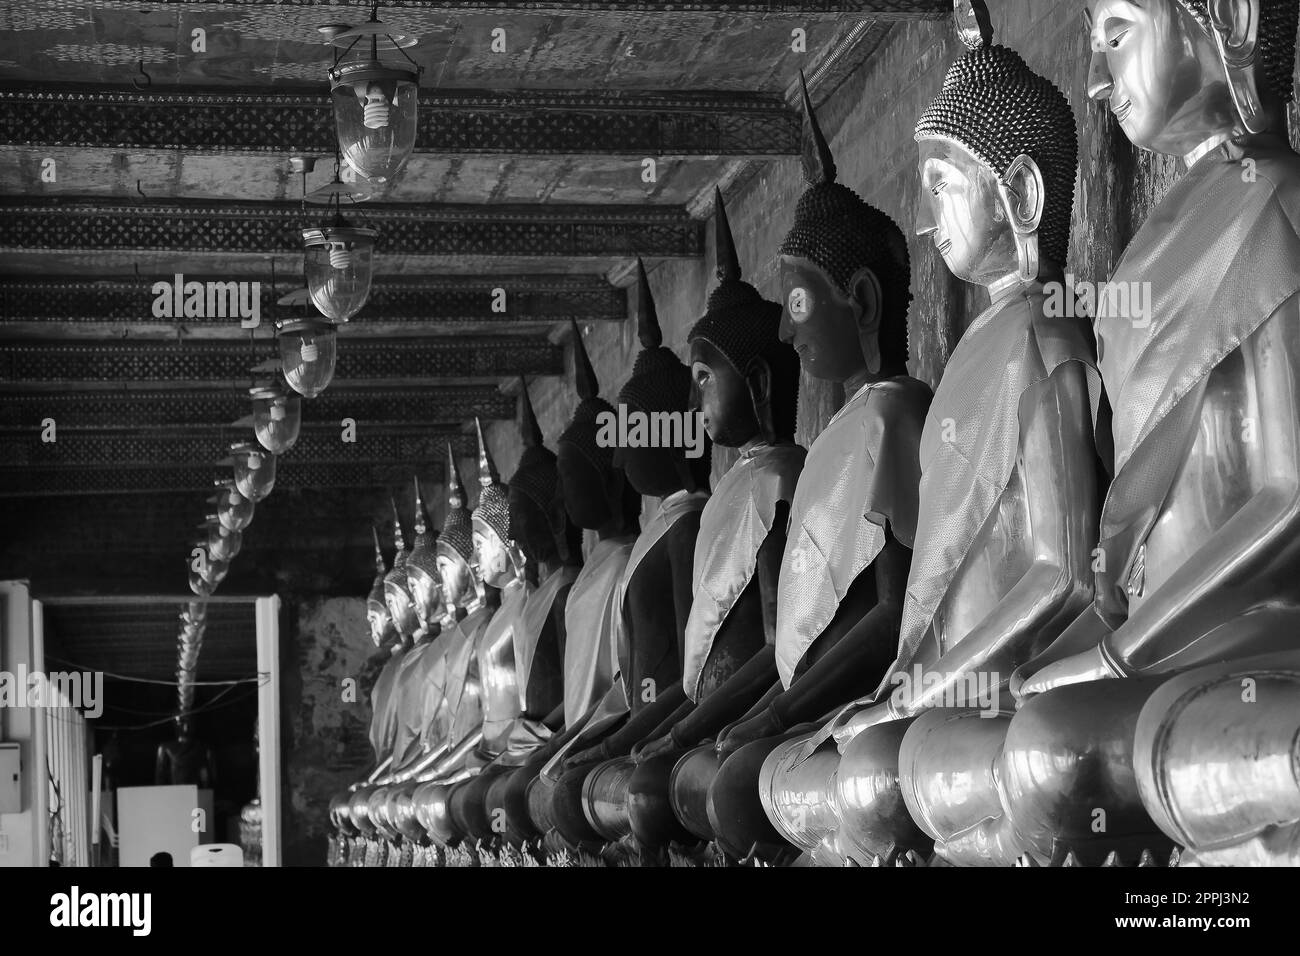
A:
[230,441,277,502]
[302,222,377,322]
[323,11,421,187]
[250,383,302,454]
[214,480,255,532]
[277,318,338,398]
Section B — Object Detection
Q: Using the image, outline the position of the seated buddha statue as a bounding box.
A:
[480,380,585,850]
[373,484,456,850]
[436,418,537,846]
[673,74,931,864]
[992,0,1300,866]
[815,4,1110,867]
[332,526,409,855]
[342,505,425,850]
[544,260,712,854]
[524,320,642,852]
[626,190,806,852]
[408,449,500,797]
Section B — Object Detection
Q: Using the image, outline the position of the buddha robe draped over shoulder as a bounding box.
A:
[423,603,495,754]
[683,442,806,701]
[774,379,927,688]
[368,645,408,762]
[387,635,450,772]
[888,283,1103,677]
[542,492,709,777]
[561,535,637,728]
[517,564,579,713]
[1091,140,1300,630]
[477,578,534,757]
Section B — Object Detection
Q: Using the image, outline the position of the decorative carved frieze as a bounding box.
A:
[0,199,704,259]
[0,457,470,497]
[0,387,515,430]
[0,430,463,469]
[0,275,626,324]
[0,338,563,385]
[0,85,799,156]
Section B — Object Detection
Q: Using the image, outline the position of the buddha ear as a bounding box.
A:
[1206,0,1268,133]
[848,266,883,375]
[998,154,1044,279]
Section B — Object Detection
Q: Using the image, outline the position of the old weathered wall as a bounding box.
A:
[482,1,1209,479]
[282,595,380,866]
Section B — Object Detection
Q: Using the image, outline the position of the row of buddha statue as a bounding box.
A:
[328,0,1300,867]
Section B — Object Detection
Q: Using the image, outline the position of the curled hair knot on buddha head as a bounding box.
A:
[914,7,1078,269]
[780,71,913,373]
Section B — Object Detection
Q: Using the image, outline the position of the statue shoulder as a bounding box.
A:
[870,376,933,431]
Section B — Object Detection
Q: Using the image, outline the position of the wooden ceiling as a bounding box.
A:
[0,1,946,606]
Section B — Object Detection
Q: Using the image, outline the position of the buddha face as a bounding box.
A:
[1086,0,1236,156]
[777,256,874,384]
[436,550,475,609]
[690,338,760,447]
[366,594,395,647]
[384,577,418,638]
[916,138,1020,286]
[472,519,516,588]
[404,562,442,633]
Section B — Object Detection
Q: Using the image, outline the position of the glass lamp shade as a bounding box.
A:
[277,319,338,398]
[188,556,229,596]
[215,481,255,532]
[329,62,419,186]
[231,441,277,502]
[251,385,302,454]
[302,225,377,322]
[205,524,243,562]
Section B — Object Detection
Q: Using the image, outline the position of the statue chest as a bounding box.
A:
[1128,325,1276,611]
[930,463,1033,651]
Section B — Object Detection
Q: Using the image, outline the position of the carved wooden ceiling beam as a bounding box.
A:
[0,198,703,259]
[84,0,951,16]
[0,85,799,157]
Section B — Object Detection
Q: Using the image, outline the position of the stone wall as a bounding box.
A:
[482,1,1220,479]
[281,595,381,866]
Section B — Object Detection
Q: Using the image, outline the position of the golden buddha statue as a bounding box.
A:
[769,3,1108,866]
[995,0,1300,866]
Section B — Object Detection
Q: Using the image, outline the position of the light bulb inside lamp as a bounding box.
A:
[247,452,263,471]
[362,82,391,130]
[228,490,241,505]
[328,242,353,270]
[301,338,320,362]
[270,399,286,422]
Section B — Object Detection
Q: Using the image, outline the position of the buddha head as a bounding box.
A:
[1086,0,1297,153]
[556,320,642,532]
[779,72,912,385]
[472,418,524,588]
[614,258,711,497]
[366,524,398,648]
[690,188,801,447]
[383,497,420,641]
[404,477,444,634]
[508,378,579,568]
[435,445,479,612]
[915,3,1078,287]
